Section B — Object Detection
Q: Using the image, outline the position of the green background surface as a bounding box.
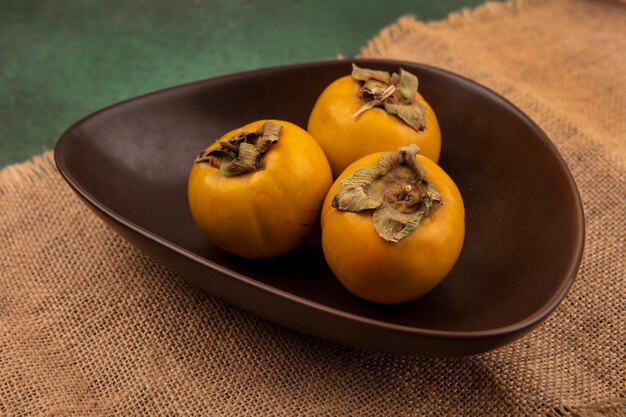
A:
[1,0,488,168]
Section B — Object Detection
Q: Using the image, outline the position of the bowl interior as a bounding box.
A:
[56,59,582,333]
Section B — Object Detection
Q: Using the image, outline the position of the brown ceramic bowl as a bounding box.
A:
[54,59,584,357]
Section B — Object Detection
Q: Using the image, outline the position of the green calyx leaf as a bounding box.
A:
[194,121,282,176]
[331,165,382,212]
[351,65,391,84]
[395,68,418,101]
[331,144,441,242]
[351,64,427,131]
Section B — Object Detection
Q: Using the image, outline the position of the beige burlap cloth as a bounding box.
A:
[1,0,625,415]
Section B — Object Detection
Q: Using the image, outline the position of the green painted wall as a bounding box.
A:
[1,0,490,167]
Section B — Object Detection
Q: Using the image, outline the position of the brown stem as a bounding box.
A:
[351,64,426,131]
[331,145,440,242]
[194,122,282,176]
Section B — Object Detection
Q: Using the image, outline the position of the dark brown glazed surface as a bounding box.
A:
[55,59,584,356]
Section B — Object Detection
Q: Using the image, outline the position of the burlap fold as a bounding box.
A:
[1,0,624,415]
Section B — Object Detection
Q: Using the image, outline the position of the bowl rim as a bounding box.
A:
[54,58,585,341]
